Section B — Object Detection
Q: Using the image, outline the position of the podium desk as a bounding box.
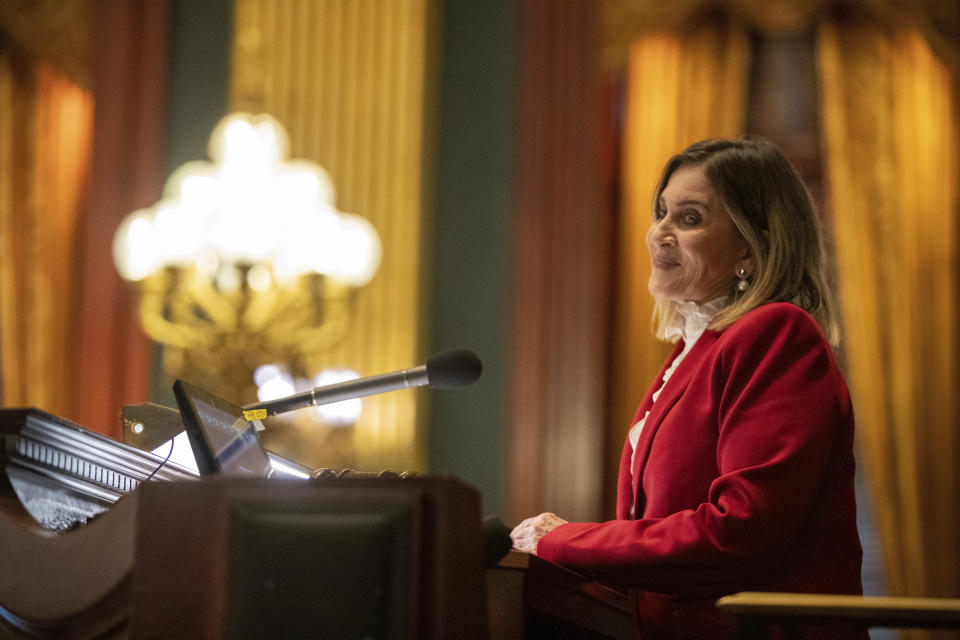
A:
[487,551,632,639]
[1,408,632,639]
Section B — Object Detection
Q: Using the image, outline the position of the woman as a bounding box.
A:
[511,138,866,640]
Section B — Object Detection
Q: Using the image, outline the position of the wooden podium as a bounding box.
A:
[0,409,632,639]
[0,473,487,640]
[487,552,632,639]
[130,476,487,639]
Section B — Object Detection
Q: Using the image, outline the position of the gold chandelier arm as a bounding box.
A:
[233,276,352,355]
[185,271,241,331]
[283,288,350,353]
[240,282,295,334]
[138,274,211,350]
[134,269,355,361]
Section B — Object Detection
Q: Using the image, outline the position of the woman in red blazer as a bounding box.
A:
[511,138,866,640]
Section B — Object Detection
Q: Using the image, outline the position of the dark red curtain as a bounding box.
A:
[71,1,170,437]
[505,0,615,524]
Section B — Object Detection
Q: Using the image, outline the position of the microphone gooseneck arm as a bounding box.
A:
[243,366,429,418]
[241,349,482,419]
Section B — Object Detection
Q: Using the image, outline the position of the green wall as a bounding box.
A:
[164,0,232,172]
[426,1,516,517]
[154,0,233,407]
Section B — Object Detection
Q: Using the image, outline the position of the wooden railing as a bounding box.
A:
[716,591,960,639]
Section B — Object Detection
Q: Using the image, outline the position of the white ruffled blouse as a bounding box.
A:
[628,297,727,476]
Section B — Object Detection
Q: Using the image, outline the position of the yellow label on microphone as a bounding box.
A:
[243,409,268,421]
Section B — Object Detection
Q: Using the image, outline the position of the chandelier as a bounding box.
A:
[113,113,381,396]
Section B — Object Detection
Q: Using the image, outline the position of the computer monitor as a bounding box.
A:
[173,379,274,478]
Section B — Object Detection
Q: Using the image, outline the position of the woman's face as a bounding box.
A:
[646,164,751,304]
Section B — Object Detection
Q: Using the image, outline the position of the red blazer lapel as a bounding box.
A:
[616,439,634,519]
[630,331,721,510]
[620,342,680,519]
[630,342,682,425]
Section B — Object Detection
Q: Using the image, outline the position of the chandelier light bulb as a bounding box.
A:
[112,209,160,281]
[112,112,381,286]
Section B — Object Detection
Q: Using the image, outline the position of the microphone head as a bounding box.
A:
[482,515,513,567]
[425,349,483,389]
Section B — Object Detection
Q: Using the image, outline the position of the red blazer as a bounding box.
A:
[538,303,865,639]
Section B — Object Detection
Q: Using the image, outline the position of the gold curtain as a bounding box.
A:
[609,17,750,510]
[607,6,960,617]
[1,1,161,436]
[0,52,93,419]
[819,14,960,622]
[230,0,432,471]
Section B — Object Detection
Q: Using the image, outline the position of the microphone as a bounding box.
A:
[242,349,482,419]
[482,515,514,567]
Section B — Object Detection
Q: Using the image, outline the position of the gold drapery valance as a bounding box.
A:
[601,0,960,70]
[0,0,92,87]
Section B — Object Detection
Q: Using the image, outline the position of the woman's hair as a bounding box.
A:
[650,137,841,345]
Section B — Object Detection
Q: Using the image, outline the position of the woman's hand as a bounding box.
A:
[509,512,568,554]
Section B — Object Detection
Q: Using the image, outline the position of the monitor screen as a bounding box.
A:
[173,379,274,478]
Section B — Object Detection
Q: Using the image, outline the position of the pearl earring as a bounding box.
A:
[736,267,749,292]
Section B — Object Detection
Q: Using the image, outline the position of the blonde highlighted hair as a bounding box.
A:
[651,137,840,345]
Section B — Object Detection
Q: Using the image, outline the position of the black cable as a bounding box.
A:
[143,438,175,483]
